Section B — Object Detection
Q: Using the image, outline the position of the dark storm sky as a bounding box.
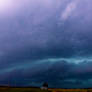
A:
[0,0,92,88]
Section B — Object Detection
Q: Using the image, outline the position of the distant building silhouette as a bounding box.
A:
[41,82,48,90]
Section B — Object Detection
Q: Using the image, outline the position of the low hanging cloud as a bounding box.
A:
[0,59,92,88]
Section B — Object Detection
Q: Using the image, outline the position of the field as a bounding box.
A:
[49,88,92,92]
[0,87,51,92]
[0,87,92,92]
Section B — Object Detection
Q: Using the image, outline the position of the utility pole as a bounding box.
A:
[15,80,16,88]
[8,79,10,88]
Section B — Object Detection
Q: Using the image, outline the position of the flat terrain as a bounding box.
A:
[0,87,51,92]
[0,87,92,92]
[49,88,92,92]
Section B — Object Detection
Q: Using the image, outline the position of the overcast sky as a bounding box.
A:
[0,0,92,88]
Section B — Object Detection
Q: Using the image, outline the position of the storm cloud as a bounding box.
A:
[0,0,92,88]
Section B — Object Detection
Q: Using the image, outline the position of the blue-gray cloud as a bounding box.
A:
[0,0,92,88]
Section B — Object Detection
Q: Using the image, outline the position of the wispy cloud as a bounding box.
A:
[60,1,77,21]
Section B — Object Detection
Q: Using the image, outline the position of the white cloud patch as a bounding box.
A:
[61,1,78,21]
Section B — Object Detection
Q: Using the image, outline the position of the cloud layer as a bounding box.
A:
[0,0,92,88]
